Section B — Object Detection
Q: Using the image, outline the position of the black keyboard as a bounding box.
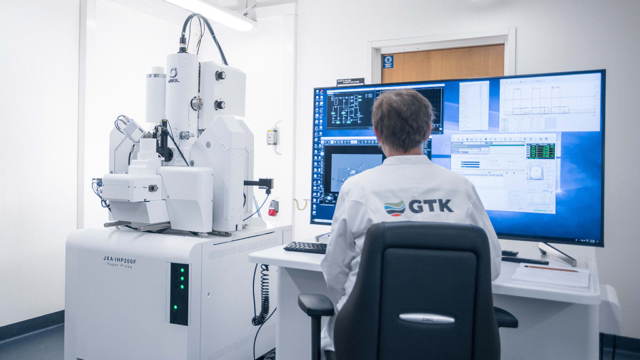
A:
[284,242,327,254]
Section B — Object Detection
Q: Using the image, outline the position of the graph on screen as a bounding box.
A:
[499,73,601,133]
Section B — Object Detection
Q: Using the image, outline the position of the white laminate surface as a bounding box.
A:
[493,239,601,305]
[248,244,323,272]
[249,239,601,305]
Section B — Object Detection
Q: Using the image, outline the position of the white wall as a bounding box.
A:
[83,0,295,229]
[293,0,640,337]
[83,0,191,229]
[0,0,79,327]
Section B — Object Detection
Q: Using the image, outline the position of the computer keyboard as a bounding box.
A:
[284,242,327,254]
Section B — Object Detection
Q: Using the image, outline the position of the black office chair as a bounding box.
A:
[298,221,518,360]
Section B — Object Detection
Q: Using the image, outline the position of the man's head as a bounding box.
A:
[372,89,434,155]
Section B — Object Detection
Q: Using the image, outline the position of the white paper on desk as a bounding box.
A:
[511,264,590,288]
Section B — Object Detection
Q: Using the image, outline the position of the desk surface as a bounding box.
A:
[249,244,323,272]
[249,239,600,305]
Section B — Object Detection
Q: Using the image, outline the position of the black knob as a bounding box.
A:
[214,100,226,110]
[215,71,226,81]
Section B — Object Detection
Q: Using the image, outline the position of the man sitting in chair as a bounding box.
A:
[320,89,502,359]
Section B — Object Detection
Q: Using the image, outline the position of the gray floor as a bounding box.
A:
[0,325,276,359]
[0,324,64,360]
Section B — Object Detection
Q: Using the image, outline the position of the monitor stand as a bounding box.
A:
[538,243,578,267]
[315,232,330,243]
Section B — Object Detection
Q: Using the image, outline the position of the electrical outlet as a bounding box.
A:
[267,129,278,145]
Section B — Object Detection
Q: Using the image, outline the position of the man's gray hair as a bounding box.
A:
[372,89,434,152]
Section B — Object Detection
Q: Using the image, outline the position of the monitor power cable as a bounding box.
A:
[294,198,309,211]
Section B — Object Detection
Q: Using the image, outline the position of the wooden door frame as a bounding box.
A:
[366,27,516,84]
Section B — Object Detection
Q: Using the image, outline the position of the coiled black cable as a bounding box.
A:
[252,264,270,326]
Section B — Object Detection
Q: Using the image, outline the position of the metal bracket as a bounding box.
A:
[104,221,131,228]
[315,232,330,243]
[138,222,171,232]
[538,242,578,267]
[244,178,274,194]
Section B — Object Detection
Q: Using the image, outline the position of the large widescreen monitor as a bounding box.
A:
[310,70,605,247]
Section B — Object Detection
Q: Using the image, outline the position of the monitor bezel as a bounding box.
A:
[309,69,606,248]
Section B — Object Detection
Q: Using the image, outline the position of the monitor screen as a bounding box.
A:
[310,70,605,247]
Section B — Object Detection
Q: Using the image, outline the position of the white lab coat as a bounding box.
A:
[320,155,501,352]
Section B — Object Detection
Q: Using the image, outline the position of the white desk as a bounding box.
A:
[249,240,601,360]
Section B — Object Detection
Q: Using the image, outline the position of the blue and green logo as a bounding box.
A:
[384,201,405,217]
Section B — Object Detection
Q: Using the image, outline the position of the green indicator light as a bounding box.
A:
[181,276,184,281]
[174,305,177,310]
[181,268,184,272]
[181,285,184,289]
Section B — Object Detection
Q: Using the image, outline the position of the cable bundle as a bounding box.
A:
[252,264,270,326]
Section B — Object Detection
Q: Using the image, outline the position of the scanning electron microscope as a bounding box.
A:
[65,14,290,360]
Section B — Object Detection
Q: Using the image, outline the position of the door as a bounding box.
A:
[382,44,505,83]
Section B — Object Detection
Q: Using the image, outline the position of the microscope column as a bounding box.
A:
[165,53,199,165]
[146,66,166,124]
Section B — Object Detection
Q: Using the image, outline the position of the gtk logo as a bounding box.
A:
[409,199,453,213]
[385,199,453,217]
[384,201,406,217]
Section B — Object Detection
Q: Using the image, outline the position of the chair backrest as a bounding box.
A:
[333,221,500,360]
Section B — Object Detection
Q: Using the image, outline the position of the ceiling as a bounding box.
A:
[202,0,295,12]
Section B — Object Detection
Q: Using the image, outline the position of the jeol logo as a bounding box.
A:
[168,67,179,83]
[384,201,406,217]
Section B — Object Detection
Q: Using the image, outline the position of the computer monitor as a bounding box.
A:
[310,70,605,247]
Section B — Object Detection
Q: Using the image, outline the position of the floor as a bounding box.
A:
[1,325,636,360]
[0,324,64,360]
[0,325,274,360]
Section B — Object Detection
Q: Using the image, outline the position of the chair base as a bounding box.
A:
[325,350,337,360]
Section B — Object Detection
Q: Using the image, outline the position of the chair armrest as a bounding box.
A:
[494,307,518,328]
[298,294,335,317]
